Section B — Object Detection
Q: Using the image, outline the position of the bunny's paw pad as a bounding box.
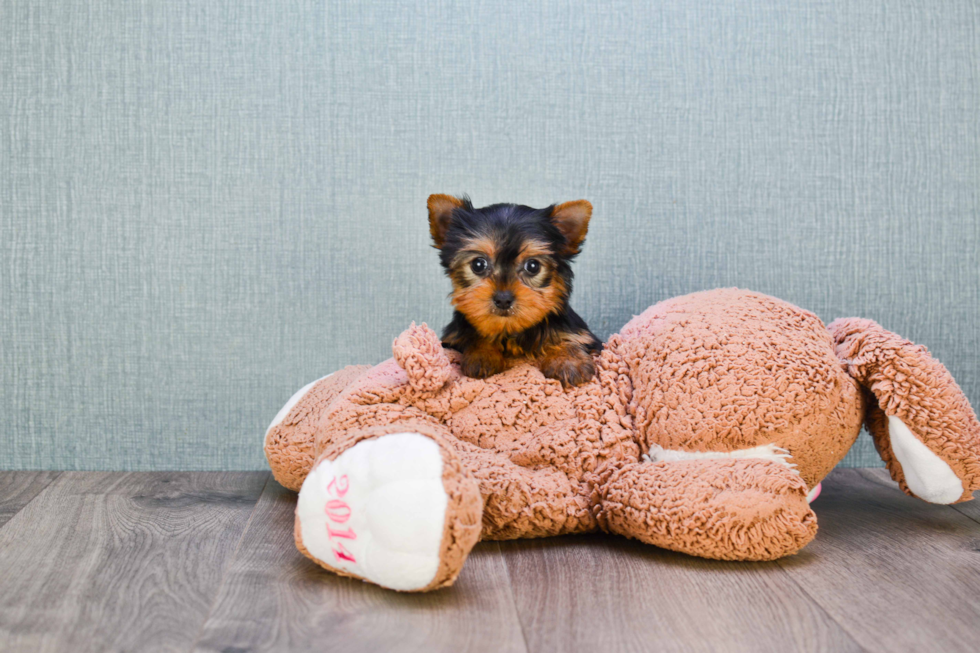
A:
[296,432,449,590]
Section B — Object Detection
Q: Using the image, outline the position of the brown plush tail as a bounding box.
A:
[828,318,980,503]
[392,322,454,396]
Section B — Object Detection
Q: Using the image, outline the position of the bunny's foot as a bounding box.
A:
[295,427,482,591]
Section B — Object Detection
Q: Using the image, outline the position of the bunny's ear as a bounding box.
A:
[393,322,453,394]
[829,317,980,504]
[550,200,592,255]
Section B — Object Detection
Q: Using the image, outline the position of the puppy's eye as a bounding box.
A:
[470,258,488,275]
[523,259,541,275]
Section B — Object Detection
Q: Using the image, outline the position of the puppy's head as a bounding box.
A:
[427,194,592,337]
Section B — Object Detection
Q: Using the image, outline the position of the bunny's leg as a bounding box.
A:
[264,365,372,491]
[451,437,597,540]
[295,418,601,591]
[591,458,817,561]
[295,421,483,592]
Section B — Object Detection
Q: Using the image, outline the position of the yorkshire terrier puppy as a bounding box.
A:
[428,194,602,387]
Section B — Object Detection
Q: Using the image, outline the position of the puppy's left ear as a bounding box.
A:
[427,194,464,249]
[550,200,592,255]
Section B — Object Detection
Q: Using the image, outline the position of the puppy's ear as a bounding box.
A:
[427,194,464,248]
[550,200,592,255]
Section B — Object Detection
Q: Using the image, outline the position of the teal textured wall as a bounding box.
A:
[2,0,978,470]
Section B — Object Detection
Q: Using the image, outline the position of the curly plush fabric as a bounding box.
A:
[392,322,452,396]
[592,457,817,561]
[294,421,483,591]
[611,289,866,489]
[265,364,371,491]
[266,288,980,591]
[830,318,980,502]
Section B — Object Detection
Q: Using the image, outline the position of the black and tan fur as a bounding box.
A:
[427,194,602,387]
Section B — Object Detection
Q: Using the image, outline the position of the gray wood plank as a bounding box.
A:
[192,479,528,653]
[777,468,980,653]
[500,533,861,653]
[0,471,267,653]
[948,486,980,526]
[0,471,60,528]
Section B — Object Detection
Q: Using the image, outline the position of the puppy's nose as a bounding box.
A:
[492,290,515,310]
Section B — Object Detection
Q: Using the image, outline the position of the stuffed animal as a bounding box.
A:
[264,289,980,592]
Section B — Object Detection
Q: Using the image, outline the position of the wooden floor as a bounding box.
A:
[0,469,978,653]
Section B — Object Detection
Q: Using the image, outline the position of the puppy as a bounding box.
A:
[427,194,602,387]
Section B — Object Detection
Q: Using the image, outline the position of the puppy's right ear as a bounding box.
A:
[427,194,464,248]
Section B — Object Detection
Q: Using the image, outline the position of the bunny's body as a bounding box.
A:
[265,289,980,591]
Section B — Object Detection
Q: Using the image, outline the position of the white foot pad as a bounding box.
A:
[888,415,964,504]
[296,432,448,591]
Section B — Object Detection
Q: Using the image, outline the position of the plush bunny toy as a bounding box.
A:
[264,289,980,592]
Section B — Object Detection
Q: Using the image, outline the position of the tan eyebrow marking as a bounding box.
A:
[464,235,497,259]
[518,240,553,259]
[450,235,497,267]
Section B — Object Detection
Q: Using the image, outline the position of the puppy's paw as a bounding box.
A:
[460,347,508,379]
[539,353,595,388]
